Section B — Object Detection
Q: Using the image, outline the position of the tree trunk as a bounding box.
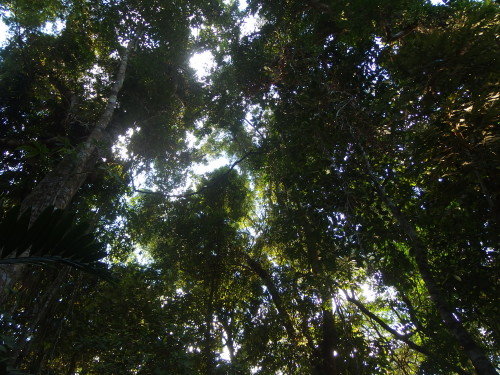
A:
[19,32,138,219]
[0,32,139,301]
[356,137,498,375]
[315,306,338,375]
[244,253,298,342]
[219,313,236,362]
[202,279,216,375]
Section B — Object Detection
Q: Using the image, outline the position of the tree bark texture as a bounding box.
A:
[19,33,137,219]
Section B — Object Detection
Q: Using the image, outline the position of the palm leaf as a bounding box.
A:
[0,206,111,280]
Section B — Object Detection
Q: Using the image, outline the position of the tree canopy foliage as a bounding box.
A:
[0,0,498,374]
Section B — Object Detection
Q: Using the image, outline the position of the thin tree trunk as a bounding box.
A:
[202,279,216,375]
[219,313,236,362]
[355,135,498,375]
[244,253,298,342]
[0,31,139,301]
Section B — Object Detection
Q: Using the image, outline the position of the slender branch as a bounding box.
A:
[243,253,298,342]
[344,291,470,375]
[244,118,265,140]
[386,25,417,43]
[399,291,426,335]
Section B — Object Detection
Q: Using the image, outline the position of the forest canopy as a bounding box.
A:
[0,0,498,374]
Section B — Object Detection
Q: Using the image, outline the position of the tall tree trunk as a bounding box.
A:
[0,31,139,301]
[300,213,339,374]
[355,135,498,375]
[19,32,138,219]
